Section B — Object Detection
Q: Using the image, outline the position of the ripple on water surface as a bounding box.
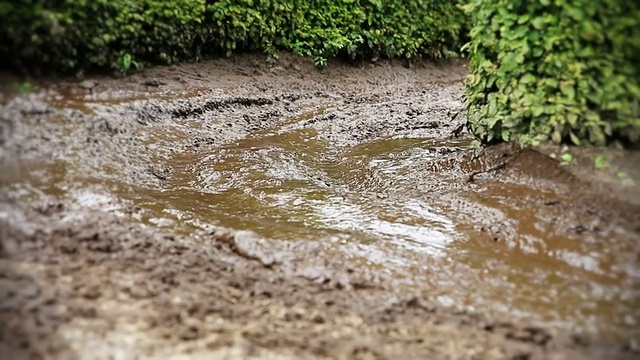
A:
[3,100,639,345]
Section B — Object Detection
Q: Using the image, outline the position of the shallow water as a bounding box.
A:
[2,84,639,347]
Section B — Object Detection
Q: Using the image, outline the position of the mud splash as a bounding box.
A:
[1,54,639,359]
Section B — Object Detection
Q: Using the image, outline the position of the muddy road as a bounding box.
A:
[1,54,640,359]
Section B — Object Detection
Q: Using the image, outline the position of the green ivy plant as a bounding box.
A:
[117,52,141,75]
[463,0,640,148]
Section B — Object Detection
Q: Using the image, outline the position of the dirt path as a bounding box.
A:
[1,54,639,359]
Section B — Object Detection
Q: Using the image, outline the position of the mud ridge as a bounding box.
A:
[1,53,639,359]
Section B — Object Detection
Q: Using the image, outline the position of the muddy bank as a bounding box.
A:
[1,53,639,359]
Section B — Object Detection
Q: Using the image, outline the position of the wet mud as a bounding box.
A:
[1,53,639,359]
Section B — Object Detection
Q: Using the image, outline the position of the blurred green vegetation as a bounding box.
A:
[0,0,466,75]
[1,0,637,147]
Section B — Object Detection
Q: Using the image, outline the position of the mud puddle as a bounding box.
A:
[1,54,639,359]
[105,121,640,342]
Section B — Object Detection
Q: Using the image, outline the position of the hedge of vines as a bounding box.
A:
[3,1,638,147]
[0,0,467,75]
[463,0,640,146]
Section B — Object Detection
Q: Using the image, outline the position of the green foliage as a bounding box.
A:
[117,52,141,76]
[617,171,629,180]
[359,0,468,61]
[594,154,609,170]
[0,0,467,75]
[14,82,34,93]
[464,0,640,147]
[560,152,573,166]
[0,0,207,75]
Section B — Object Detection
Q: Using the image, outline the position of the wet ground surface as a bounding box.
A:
[1,54,640,359]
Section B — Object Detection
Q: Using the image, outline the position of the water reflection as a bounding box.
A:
[3,98,639,345]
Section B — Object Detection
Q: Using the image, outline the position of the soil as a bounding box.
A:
[1,53,639,360]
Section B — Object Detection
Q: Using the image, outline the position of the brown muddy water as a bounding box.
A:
[1,55,639,359]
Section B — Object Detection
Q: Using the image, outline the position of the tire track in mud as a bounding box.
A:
[1,54,639,359]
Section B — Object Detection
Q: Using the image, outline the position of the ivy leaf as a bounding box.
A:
[561,153,573,165]
[567,8,585,21]
[531,17,545,30]
[561,86,575,100]
[567,113,578,127]
[569,131,581,145]
[518,14,531,24]
[520,73,536,84]
[531,106,544,117]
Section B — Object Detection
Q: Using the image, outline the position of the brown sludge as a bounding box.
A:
[1,54,639,359]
